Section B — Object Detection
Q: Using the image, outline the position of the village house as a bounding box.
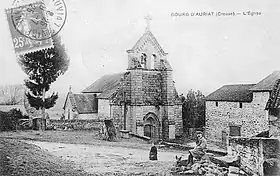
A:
[205,71,280,144]
[63,25,183,140]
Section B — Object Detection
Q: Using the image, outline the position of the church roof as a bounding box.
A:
[129,30,166,57]
[250,71,280,92]
[205,84,256,102]
[63,93,97,114]
[82,72,126,99]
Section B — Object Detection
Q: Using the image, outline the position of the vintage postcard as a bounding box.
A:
[0,0,279,175]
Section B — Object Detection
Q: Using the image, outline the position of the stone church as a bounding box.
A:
[63,24,183,140]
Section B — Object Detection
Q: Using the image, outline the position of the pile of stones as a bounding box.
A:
[170,159,247,176]
[171,159,227,175]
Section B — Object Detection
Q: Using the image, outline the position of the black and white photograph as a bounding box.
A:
[0,0,279,175]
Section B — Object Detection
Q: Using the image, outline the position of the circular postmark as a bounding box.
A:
[11,0,67,41]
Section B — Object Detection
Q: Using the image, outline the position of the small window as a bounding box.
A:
[229,126,241,136]
[215,101,218,107]
[239,103,242,108]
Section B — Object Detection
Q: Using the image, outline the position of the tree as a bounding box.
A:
[0,84,23,105]
[18,35,69,130]
[181,90,206,132]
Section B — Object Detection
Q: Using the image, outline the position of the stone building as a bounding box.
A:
[63,89,98,120]
[63,26,183,140]
[205,71,280,144]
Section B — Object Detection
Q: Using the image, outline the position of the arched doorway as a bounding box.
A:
[143,113,159,140]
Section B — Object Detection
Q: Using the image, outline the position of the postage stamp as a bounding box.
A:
[11,0,67,41]
[5,0,67,55]
[6,7,53,55]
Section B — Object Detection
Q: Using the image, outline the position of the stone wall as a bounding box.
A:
[110,105,123,130]
[174,105,183,137]
[161,71,175,105]
[49,119,102,130]
[78,113,98,120]
[229,137,263,175]
[110,104,182,140]
[206,92,270,144]
[142,71,162,105]
[229,137,280,176]
[269,113,280,137]
[130,70,143,105]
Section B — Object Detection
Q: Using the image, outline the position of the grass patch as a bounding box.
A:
[0,138,91,176]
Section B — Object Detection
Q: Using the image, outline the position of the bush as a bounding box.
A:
[0,109,24,131]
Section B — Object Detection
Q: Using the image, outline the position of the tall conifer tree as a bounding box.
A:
[18,35,69,130]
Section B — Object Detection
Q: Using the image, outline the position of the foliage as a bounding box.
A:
[0,109,24,131]
[18,35,69,111]
[180,90,206,131]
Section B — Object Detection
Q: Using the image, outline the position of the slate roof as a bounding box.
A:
[160,59,172,71]
[265,79,280,110]
[82,72,126,99]
[205,84,256,102]
[250,71,280,92]
[63,93,97,114]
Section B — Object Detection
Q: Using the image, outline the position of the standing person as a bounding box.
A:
[186,131,207,167]
[149,142,158,160]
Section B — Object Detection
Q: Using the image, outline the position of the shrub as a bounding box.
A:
[0,109,24,131]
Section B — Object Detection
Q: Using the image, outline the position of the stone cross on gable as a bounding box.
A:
[145,15,152,31]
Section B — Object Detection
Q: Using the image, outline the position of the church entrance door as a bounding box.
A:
[143,113,159,140]
[144,124,155,138]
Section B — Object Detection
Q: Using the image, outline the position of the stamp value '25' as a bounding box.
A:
[5,0,67,55]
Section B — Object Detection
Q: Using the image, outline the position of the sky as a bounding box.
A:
[1,0,280,96]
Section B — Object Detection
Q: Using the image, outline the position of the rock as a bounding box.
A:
[228,173,239,176]
[183,170,194,174]
[220,167,228,172]
[208,163,217,168]
[197,159,207,164]
[205,174,215,176]
[212,168,221,175]
[203,162,210,167]
[181,166,187,171]
[229,166,239,174]
[191,163,201,170]
[198,168,206,175]
[240,170,246,175]
[185,165,192,170]
[210,155,240,167]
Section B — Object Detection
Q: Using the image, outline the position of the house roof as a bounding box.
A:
[82,72,126,99]
[63,93,97,114]
[265,79,280,110]
[205,84,256,102]
[250,71,280,92]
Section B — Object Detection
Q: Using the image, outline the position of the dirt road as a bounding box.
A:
[26,140,187,175]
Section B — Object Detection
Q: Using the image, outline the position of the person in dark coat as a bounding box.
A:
[186,131,207,167]
[149,142,158,160]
